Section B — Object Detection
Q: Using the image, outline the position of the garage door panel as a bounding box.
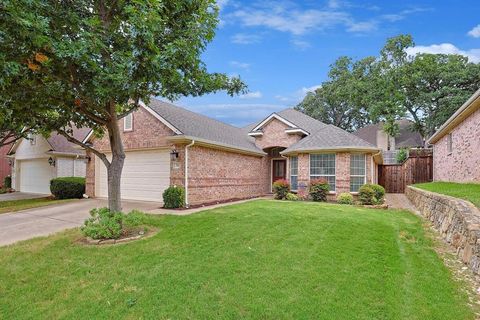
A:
[95,150,170,202]
[19,159,54,194]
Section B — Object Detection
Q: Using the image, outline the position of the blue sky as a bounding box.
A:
[173,0,480,127]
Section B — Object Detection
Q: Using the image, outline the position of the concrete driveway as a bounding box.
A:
[0,192,50,201]
[0,199,162,246]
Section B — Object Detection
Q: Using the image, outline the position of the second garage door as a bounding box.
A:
[19,159,54,194]
[95,150,170,202]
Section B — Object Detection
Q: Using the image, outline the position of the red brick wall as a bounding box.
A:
[0,145,11,187]
[185,145,269,205]
[254,119,302,150]
[433,107,480,182]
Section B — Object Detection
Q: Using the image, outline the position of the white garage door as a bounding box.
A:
[19,159,54,194]
[95,150,170,202]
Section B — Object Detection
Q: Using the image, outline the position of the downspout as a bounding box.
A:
[372,150,382,184]
[184,140,195,208]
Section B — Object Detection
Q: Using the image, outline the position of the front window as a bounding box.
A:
[447,133,452,154]
[350,154,366,192]
[124,113,133,131]
[310,154,336,191]
[290,156,298,191]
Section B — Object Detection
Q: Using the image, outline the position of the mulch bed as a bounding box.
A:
[76,227,159,246]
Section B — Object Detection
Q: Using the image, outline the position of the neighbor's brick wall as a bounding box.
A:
[433,107,480,182]
[254,119,302,150]
[186,145,269,205]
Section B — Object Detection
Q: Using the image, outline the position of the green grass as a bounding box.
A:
[0,198,74,214]
[0,200,474,319]
[414,182,480,208]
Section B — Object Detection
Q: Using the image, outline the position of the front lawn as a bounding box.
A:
[0,200,474,319]
[414,182,480,208]
[0,198,74,214]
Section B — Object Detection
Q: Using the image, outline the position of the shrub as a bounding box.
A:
[3,175,11,189]
[285,192,299,201]
[308,179,329,202]
[81,208,123,239]
[50,177,85,199]
[396,148,408,163]
[163,186,185,208]
[272,179,290,200]
[368,184,386,204]
[337,192,354,205]
[81,208,143,240]
[358,185,376,205]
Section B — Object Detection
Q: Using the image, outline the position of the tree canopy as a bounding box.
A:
[0,0,246,210]
[297,34,480,139]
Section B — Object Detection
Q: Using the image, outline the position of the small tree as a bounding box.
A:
[0,0,246,211]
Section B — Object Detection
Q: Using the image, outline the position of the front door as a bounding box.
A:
[272,159,286,185]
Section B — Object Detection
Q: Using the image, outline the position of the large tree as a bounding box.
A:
[0,0,246,211]
[297,34,480,140]
[295,56,376,132]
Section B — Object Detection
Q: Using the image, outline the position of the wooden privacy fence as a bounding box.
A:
[378,149,433,193]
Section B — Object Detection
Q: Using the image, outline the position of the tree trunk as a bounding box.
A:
[106,103,125,212]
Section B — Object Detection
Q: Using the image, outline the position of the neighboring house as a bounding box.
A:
[354,119,424,164]
[85,99,381,206]
[427,88,480,183]
[0,144,12,187]
[8,128,90,194]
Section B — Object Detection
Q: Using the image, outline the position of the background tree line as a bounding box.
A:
[296,34,480,141]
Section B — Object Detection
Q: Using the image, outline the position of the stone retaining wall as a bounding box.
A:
[406,186,480,274]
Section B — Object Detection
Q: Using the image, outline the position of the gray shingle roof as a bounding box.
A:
[353,119,424,149]
[148,99,263,154]
[147,101,377,154]
[48,127,91,155]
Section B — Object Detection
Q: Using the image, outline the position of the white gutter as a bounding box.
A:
[184,140,195,208]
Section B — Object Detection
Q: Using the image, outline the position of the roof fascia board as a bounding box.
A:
[281,146,380,155]
[285,128,309,135]
[251,113,299,132]
[168,135,266,157]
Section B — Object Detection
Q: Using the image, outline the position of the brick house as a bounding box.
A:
[427,88,480,182]
[0,144,12,187]
[85,99,382,206]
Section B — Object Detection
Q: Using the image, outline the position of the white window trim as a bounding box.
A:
[350,153,366,193]
[124,113,133,132]
[309,153,336,193]
[289,156,298,191]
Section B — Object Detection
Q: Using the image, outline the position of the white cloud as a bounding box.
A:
[406,43,480,63]
[381,7,431,22]
[239,91,263,99]
[231,33,262,44]
[275,84,322,104]
[300,84,321,96]
[182,103,284,127]
[468,24,480,38]
[229,60,251,70]
[291,39,311,50]
[229,3,373,36]
[346,21,377,32]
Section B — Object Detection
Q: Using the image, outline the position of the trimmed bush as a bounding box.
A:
[358,185,376,205]
[163,186,185,208]
[285,192,299,201]
[81,208,143,240]
[396,148,408,163]
[50,177,85,199]
[4,175,11,189]
[369,184,386,204]
[308,179,329,202]
[337,192,354,205]
[272,179,290,200]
